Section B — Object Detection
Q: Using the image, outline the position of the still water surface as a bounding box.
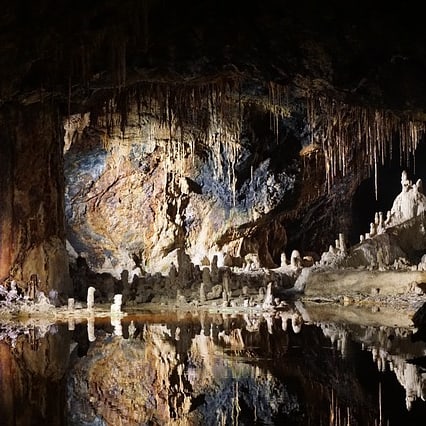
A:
[1,304,426,425]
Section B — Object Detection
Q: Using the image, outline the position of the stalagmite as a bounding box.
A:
[290,250,301,268]
[338,233,347,254]
[222,290,229,305]
[202,267,211,286]
[169,262,177,286]
[223,270,230,294]
[223,253,233,268]
[369,223,377,237]
[27,274,39,301]
[384,210,392,227]
[87,286,96,310]
[376,212,385,234]
[335,239,340,251]
[111,294,123,315]
[211,255,219,284]
[262,282,274,309]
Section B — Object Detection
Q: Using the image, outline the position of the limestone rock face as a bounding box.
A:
[65,100,296,276]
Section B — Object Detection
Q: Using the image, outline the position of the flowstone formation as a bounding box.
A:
[296,171,426,301]
[386,170,426,228]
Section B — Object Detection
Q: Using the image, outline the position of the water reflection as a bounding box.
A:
[0,321,70,426]
[0,305,426,425]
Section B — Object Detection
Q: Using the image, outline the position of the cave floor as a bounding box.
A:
[2,269,426,330]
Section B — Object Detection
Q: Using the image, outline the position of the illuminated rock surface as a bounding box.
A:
[2,1,426,297]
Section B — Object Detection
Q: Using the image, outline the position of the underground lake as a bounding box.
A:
[1,303,426,426]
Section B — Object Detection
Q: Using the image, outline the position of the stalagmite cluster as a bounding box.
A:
[306,170,426,274]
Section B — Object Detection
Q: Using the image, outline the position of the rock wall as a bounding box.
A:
[64,92,299,277]
[0,103,72,296]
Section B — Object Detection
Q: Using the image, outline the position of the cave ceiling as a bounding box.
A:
[1,0,425,108]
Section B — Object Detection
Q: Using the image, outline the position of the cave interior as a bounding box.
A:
[1,0,426,298]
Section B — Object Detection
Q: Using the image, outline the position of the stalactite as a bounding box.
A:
[110,79,242,205]
[268,82,290,141]
[93,78,426,207]
[306,95,426,195]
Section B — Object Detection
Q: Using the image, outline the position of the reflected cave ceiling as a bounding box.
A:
[2,0,426,275]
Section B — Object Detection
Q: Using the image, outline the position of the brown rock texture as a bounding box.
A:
[0,103,72,295]
[64,92,297,276]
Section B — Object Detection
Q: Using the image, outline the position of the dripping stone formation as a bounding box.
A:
[1,0,426,317]
[1,169,426,317]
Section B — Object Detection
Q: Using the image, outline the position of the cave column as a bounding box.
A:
[0,102,72,296]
